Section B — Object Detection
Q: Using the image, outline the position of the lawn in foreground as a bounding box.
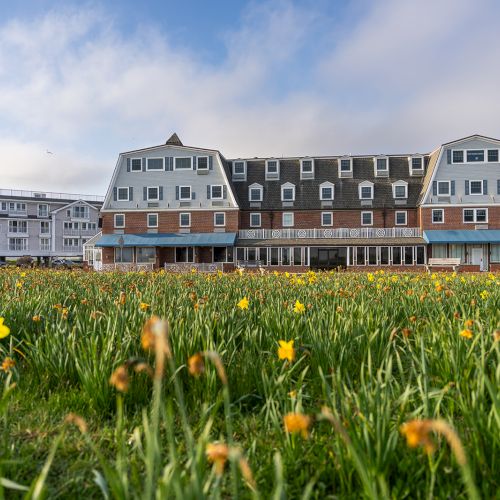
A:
[0,269,499,498]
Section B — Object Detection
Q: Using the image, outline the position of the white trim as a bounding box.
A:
[437,180,451,196]
[300,158,314,179]
[130,157,142,172]
[51,199,99,214]
[146,157,165,171]
[321,211,333,226]
[174,156,193,170]
[395,210,407,226]
[282,212,294,227]
[249,212,261,227]
[420,146,444,205]
[361,211,373,226]
[213,212,226,227]
[146,186,160,201]
[101,207,240,213]
[114,213,125,228]
[179,185,192,201]
[265,159,280,180]
[147,213,158,228]
[374,156,389,176]
[392,180,408,199]
[431,208,444,224]
[421,202,499,208]
[338,156,353,176]
[319,182,335,200]
[248,183,263,202]
[117,187,130,202]
[468,180,484,195]
[463,207,488,223]
[196,156,209,170]
[409,155,424,175]
[281,182,295,202]
[358,181,374,200]
[179,212,191,227]
[213,153,239,208]
[210,185,224,200]
[232,160,247,181]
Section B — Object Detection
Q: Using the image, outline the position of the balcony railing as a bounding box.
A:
[238,227,422,240]
[0,188,104,202]
[63,229,98,237]
[8,210,27,217]
[7,229,29,236]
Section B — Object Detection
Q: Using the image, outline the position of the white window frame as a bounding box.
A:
[147,186,159,201]
[469,180,484,195]
[465,149,485,163]
[147,213,158,228]
[319,182,335,200]
[146,157,164,171]
[117,187,130,201]
[265,159,280,179]
[37,204,49,217]
[282,212,294,227]
[395,211,407,226]
[281,183,296,202]
[210,185,223,200]
[197,156,209,170]
[487,149,499,162]
[451,149,464,164]
[214,212,226,227]
[432,208,444,224]
[338,157,353,175]
[392,181,408,199]
[250,213,261,227]
[179,212,191,227]
[409,155,424,174]
[114,213,125,228]
[437,180,451,196]
[321,212,333,226]
[232,160,247,180]
[174,157,193,170]
[374,156,389,176]
[359,181,374,200]
[179,185,192,201]
[463,208,488,223]
[130,157,142,172]
[249,184,263,202]
[300,159,314,179]
[361,211,373,226]
[40,221,50,234]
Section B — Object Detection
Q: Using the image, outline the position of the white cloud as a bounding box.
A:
[0,0,499,193]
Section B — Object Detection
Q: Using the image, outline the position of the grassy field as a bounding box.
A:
[0,268,499,499]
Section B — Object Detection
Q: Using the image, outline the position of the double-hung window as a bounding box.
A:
[463,208,488,223]
[487,149,499,162]
[432,209,444,223]
[469,180,483,195]
[197,156,209,170]
[249,186,263,202]
[361,211,373,226]
[359,182,374,200]
[321,212,333,226]
[179,213,191,227]
[114,214,125,228]
[395,211,407,225]
[147,187,159,201]
[266,160,279,179]
[282,212,294,227]
[281,184,295,202]
[214,212,225,226]
[38,204,49,217]
[452,150,464,163]
[232,161,246,180]
[130,158,142,171]
[300,159,314,179]
[250,213,261,227]
[211,185,223,200]
[437,181,450,196]
[320,183,334,200]
[117,187,130,201]
[147,213,158,228]
[179,186,192,201]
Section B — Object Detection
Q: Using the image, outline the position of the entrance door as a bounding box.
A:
[471,248,483,267]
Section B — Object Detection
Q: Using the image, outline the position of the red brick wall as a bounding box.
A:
[102,211,239,234]
[421,206,500,230]
[240,209,419,229]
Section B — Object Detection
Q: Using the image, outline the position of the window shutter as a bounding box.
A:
[223,186,227,199]
[465,180,469,195]
[193,156,197,170]
[450,181,455,196]
[209,156,213,170]
[159,186,163,200]
[142,158,146,172]
[175,186,179,200]
[446,149,451,164]
[207,185,211,199]
[143,187,147,200]
[483,179,488,194]
[497,179,500,194]
[129,187,133,201]
[432,181,437,196]
[113,187,117,201]
[126,158,131,172]
[192,191,196,200]
[164,157,169,171]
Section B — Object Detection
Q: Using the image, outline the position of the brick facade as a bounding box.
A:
[420,206,500,230]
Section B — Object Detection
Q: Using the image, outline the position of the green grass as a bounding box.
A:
[0,269,499,499]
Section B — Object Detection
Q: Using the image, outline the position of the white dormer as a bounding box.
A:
[281,182,295,202]
[338,156,353,178]
[248,183,263,202]
[392,180,408,199]
[265,159,280,180]
[319,181,335,200]
[409,155,424,176]
[232,160,247,181]
[358,180,374,200]
[300,158,314,180]
[373,156,389,177]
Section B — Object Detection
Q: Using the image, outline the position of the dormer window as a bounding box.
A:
[248,183,263,202]
[319,182,334,200]
[339,157,353,177]
[266,159,280,180]
[232,160,246,181]
[409,156,424,175]
[374,157,389,177]
[392,181,408,199]
[359,181,374,200]
[300,159,314,179]
[281,183,295,202]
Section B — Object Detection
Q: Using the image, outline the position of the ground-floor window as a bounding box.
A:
[175,247,194,263]
[137,247,156,263]
[8,238,28,251]
[491,244,500,263]
[213,246,234,263]
[432,244,447,258]
[352,246,425,266]
[115,247,134,263]
[449,244,465,263]
[236,247,308,266]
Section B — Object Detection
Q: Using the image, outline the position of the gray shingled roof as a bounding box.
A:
[228,157,428,210]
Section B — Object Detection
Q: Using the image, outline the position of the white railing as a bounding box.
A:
[0,188,104,202]
[100,263,155,272]
[8,210,27,217]
[63,229,98,236]
[63,245,83,252]
[238,227,422,239]
[164,262,224,273]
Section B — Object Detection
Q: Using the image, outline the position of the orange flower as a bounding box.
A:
[493,330,500,342]
[400,419,435,454]
[409,316,417,323]
[1,357,15,372]
[32,315,41,322]
[187,353,205,377]
[283,412,311,438]
[141,316,161,351]
[402,328,411,338]
[206,443,229,475]
[109,365,129,392]
[460,329,473,339]
[464,319,474,328]
[119,291,126,305]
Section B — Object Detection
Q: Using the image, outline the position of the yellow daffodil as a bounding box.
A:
[283,412,311,438]
[400,419,435,454]
[278,340,295,362]
[237,297,249,310]
[0,317,10,339]
[139,302,150,311]
[460,329,473,339]
[293,300,305,314]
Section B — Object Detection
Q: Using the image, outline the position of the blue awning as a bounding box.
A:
[423,230,500,244]
[95,232,236,248]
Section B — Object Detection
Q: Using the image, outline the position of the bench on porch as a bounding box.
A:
[425,258,461,272]
[237,260,264,269]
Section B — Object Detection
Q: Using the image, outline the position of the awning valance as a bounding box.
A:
[423,230,500,244]
[95,232,236,248]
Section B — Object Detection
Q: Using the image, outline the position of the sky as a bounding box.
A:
[0,0,499,195]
